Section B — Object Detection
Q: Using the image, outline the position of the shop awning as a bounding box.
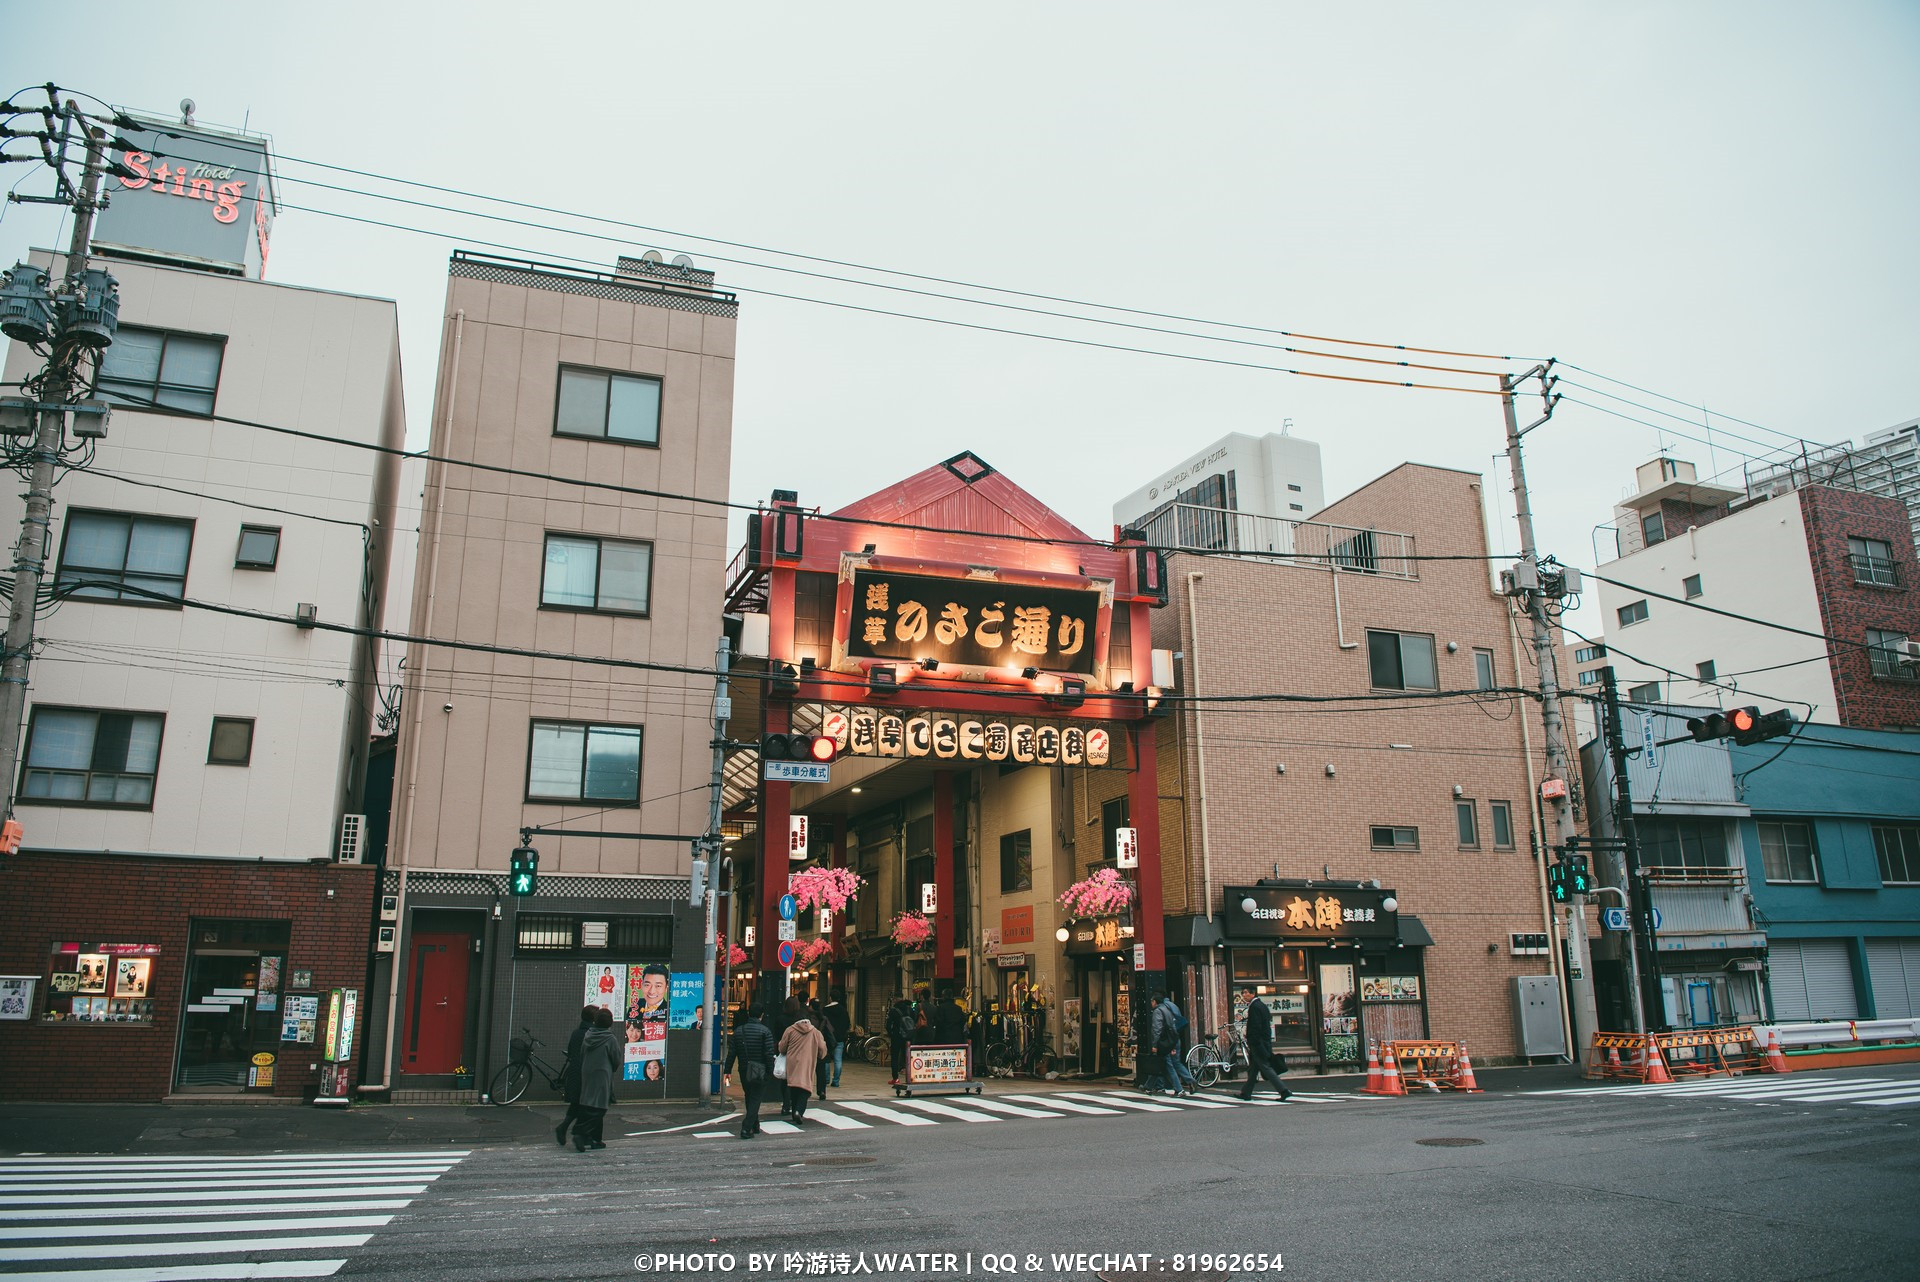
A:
[1397,914,1434,948]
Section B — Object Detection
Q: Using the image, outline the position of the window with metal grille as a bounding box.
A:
[516,915,576,950]
[1849,537,1897,587]
[608,917,672,953]
[1867,629,1912,679]
[1758,821,1819,883]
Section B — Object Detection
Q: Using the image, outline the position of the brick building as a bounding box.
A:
[1580,456,1920,728]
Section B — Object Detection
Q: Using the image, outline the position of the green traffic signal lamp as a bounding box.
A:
[1566,854,1592,895]
[510,845,539,897]
[1547,862,1570,904]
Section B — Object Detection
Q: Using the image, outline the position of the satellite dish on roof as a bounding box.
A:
[640,250,665,264]
[180,98,197,124]
[671,254,694,268]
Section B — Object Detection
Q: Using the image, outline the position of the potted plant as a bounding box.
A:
[452,1064,473,1091]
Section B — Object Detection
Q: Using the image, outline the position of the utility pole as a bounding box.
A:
[0,100,115,820]
[695,635,732,1103]
[1499,368,1599,1051]
[1597,665,1663,1032]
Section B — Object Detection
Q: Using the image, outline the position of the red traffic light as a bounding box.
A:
[763,732,839,763]
[1727,707,1758,735]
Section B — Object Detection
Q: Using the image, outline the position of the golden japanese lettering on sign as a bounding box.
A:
[846,569,1102,675]
[820,705,1117,769]
[1230,885,1396,940]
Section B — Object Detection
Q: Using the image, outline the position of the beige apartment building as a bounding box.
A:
[368,252,737,1100]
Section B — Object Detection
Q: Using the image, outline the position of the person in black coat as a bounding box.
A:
[808,997,837,1101]
[571,1006,622,1151]
[930,990,968,1045]
[822,988,851,1088]
[723,1003,777,1139]
[886,996,917,1085]
[1238,996,1293,1101]
[554,1004,597,1146]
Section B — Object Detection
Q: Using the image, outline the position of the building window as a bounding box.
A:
[1638,817,1729,871]
[19,707,164,809]
[1848,536,1897,587]
[1617,599,1649,627]
[1490,801,1515,850]
[1758,820,1818,883]
[516,915,577,951]
[54,510,192,606]
[1628,681,1661,704]
[1642,511,1667,547]
[999,830,1033,893]
[1370,825,1419,851]
[527,720,642,804]
[1287,483,1303,493]
[1100,797,1130,865]
[1874,825,1920,884]
[1366,630,1438,691]
[234,526,280,570]
[541,534,653,615]
[1577,670,1601,686]
[1455,801,1479,848]
[1332,530,1379,574]
[1473,648,1496,691]
[1867,628,1913,679]
[1682,574,1703,599]
[95,326,225,416]
[1690,660,1717,683]
[207,717,254,766]
[1289,503,1304,512]
[554,367,661,445]
[1574,645,1606,664]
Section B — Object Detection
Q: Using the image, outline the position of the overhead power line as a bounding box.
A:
[1581,569,1887,657]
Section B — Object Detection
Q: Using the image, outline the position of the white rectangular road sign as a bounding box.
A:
[765,761,831,782]
[778,920,797,942]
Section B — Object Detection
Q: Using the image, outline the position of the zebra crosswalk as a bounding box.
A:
[1529,1074,1920,1110]
[688,1086,1375,1137]
[0,1149,467,1280]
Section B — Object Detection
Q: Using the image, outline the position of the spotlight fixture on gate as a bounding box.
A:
[920,658,939,672]
[868,664,899,696]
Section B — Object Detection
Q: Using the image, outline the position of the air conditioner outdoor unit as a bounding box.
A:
[337,813,366,864]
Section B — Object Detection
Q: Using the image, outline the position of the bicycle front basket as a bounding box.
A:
[509,1036,533,1063]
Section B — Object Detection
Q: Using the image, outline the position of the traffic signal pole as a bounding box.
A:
[696,635,731,1104]
[1499,371,1599,1052]
[1598,665,1663,1032]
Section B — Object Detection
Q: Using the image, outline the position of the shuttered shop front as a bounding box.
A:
[1767,940,1859,1020]
[1866,939,1920,1019]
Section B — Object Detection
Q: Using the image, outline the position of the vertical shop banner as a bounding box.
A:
[1319,963,1358,1065]
[1061,998,1083,1061]
[668,973,704,1031]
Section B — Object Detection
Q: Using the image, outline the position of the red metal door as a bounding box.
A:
[403,933,470,1073]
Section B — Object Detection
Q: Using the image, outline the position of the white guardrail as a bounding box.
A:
[1751,1019,1920,1049]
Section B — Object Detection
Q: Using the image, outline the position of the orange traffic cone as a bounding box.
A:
[1606,1044,1624,1077]
[1452,1041,1483,1093]
[1643,1035,1674,1085]
[1764,1029,1791,1074]
[1361,1040,1385,1093]
[1369,1046,1406,1097]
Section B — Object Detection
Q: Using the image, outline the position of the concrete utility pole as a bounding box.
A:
[1499,368,1599,1051]
[1597,664,1663,1032]
[0,106,111,819]
[695,635,732,1103]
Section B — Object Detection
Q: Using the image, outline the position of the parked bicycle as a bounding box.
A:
[859,1031,891,1065]
[1186,1025,1248,1088]
[489,1029,568,1105]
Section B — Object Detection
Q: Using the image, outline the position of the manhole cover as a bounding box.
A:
[796,1155,876,1166]
[1095,1268,1229,1282]
[179,1127,235,1139]
[1415,1136,1484,1147]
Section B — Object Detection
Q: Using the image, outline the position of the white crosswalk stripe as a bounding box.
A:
[1527,1074,1920,1109]
[0,1150,467,1279]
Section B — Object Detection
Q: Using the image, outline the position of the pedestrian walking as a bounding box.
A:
[886,995,917,1086]
[554,1004,597,1146]
[570,1006,621,1152]
[1237,996,1293,1101]
[1150,991,1198,1096]
[777,996,828,1124]
[930,987,968,1044]
[808,997,837,1101]
[723,1003,777,1139]
[822,988,851,1088]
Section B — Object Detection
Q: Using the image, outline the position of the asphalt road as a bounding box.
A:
[5,1064,1917,1282]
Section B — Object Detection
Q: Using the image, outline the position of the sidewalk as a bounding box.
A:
[0,1059,1591,1155]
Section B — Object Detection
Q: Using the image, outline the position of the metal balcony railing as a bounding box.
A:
[1134,504,1418,580]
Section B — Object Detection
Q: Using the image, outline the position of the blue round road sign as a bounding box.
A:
[779,894,798,921]
[777,939,797,967]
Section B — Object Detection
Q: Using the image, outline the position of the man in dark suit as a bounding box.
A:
[1238,997,1294,1101]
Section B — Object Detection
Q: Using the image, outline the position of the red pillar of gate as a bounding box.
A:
[830,824,850,962]
[1129,718,1166,972]
[934,770,955,982]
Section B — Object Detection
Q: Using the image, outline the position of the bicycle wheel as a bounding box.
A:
[1189,1045,1222,1088]
[984,1043,1013,1077]
[489,1061,531,1105]
[865,1035,891,1065]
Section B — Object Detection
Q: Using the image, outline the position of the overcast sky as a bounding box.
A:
[6,3,1916,635]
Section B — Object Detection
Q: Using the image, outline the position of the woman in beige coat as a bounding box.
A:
[777,996,828,1124]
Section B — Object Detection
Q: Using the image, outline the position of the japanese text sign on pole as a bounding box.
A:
[1132,943,1147,971]
[819,908,834,935]
[777,920,797,942]
[789,815,810,861]
[1115,827,1138,869]
[921,882,938,913]
[779,894,798,922]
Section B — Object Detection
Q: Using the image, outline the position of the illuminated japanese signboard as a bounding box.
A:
[847,568,1102,675]
[93,116,277,278]
[1223,886,1398,941]
[819,705,1120,768]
